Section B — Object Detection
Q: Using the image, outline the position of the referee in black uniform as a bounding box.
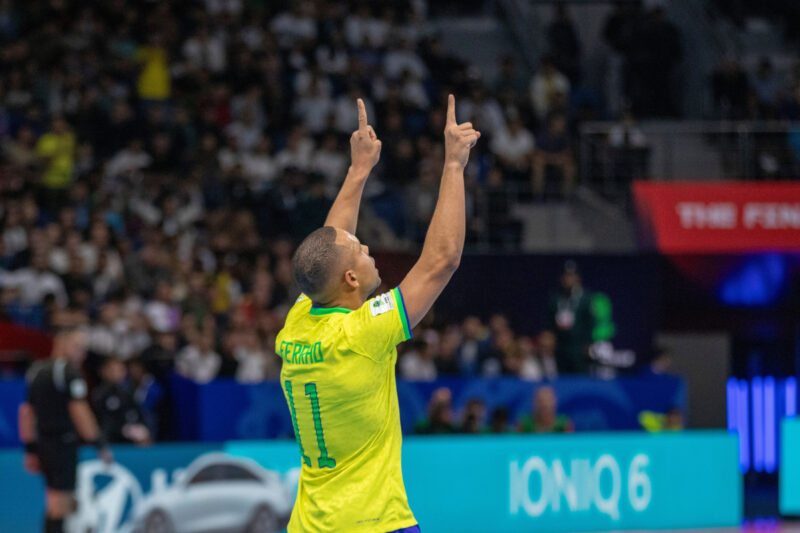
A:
[18,327,113,533]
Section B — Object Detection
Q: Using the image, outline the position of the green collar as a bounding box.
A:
[309,306,352,315]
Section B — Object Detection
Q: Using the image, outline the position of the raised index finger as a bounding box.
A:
[446,94,456,125]
[357,98,368,131]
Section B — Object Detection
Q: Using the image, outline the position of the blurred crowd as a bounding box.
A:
[414,385,575,435]
[0,0,688,443]
[0,0,567,263]
[712,55,800,122]
[710,53,800,179]
[397,260,625,383]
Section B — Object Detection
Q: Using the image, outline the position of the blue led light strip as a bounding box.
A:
[752,377,764,473]
[738,380,750,472]
[787,376,797,418]
[764,376,776,473]
[726,378,738,434]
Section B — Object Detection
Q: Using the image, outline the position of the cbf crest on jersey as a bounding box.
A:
[370,292,395,316]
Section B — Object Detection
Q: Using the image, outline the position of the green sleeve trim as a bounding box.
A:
[392,287,413,340]
[309,306,352,315]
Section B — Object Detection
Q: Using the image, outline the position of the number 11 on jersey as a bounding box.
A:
[285,380,337,469]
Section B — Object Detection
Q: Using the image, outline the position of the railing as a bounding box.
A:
[578,120,800,196]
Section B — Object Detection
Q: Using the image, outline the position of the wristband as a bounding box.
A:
[91,436,108,451]
[24,442,37,454]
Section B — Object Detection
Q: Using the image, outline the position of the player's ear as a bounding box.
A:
[343,269,359,290]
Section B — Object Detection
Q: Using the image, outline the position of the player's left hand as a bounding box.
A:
[444,94,481,169]
[350,98,382,173]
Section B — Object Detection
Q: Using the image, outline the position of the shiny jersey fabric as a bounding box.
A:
[276,288,416,532]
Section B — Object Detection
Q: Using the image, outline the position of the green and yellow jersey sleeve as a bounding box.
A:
[341,287,412,362]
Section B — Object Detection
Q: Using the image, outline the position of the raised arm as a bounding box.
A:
[399,95,480,328]
[324,98,382,234]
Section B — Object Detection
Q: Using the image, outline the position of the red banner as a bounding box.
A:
[633,181,800,252]
[0,321,52,360]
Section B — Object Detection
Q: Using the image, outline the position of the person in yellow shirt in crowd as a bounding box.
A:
[35,116,76,203]
[136,34,170,101]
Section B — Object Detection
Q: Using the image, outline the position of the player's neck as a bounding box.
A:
[314,289,364,311]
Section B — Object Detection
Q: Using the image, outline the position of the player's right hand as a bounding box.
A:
[444,94,481,169]
[350,98,382,173]
[23,452,40,473]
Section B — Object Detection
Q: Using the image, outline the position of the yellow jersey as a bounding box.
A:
[276,288,417,532]
[136,46,170,100]
[35,131,75,188]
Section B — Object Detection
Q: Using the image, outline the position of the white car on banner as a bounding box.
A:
[67,453,294,533]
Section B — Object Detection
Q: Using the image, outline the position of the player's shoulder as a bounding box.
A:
[291,293,312,311]
[347,288,410,336]
[25,360,50,385]
[284,293,312,323]
[344,290,398,329]
[364,290,397,318]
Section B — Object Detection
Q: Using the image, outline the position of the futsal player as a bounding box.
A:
[18,327,113,533]
[277,95,479,532]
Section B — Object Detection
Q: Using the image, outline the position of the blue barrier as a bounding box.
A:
[0,431,739,533]
[0,375,686,446]
[171,374,686,441]
[0,379,25,446]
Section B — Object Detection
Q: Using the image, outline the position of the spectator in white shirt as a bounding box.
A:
[92,249,125,302]
[144,280,181,333]
[88,301,123,357]
[270,4,317,47]
[231,85,266,132]
[384,39,427,80]
[344,5,371,48]
[490,115,536,174]
[49,229,81,275]
[176,331,221,384]
[104,139,151,181]
[315,32,349,75]
[242,137,277,192]
[515,336,545,381]
[78,221,115,275]
[225,109,262,152]
[294,79,333,134]
[275,126,314,171]
[459,85,506,136]
[232,330,278,383]
[294,67,332,99]
[217,135,241,174]
[608,110,648,148]
[364,8,392,48]
[530,55,571,121]
[205,0,242,16]
[310,134,347,192]
[3,251,67,307]
[401,70,429,110]
[2,205,28,258]
[400,340,437,381]
[182,26,227,74]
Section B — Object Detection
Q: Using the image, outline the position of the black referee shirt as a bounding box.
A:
[26,359,88,439]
